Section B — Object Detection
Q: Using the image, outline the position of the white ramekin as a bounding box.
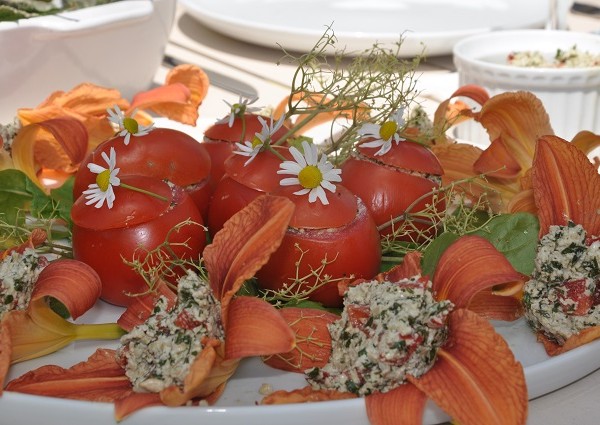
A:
[453,29,600,142]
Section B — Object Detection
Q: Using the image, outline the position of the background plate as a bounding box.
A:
[178,0,549,56]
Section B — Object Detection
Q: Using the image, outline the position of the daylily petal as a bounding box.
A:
[432,84,490,142]
[408,309,527,425]
[203,195,294,325]
[11,118,88,192]
[115,393,163,422]
[570,130,600,157]
[366,384,427,425]
[5,298,123,364]
[468,289,524,321]
[261,385,357,404]
[0,322,11,394]
[17,83,127,149]
[0,228,47,259]
[224,296,295,359]
[532,135,600,236]
[432,235,525,315]
[473,92,554,180]
[31,259,101,320]
[5,348,132,402]
[129,65,210,126]
[262,307,338,372]
[430,142,507,212]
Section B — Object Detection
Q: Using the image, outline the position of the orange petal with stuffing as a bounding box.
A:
[224,296,295,359]
[117,279,176,332]
[532,135,600,237]
[432,235,524,315]
[5,348,132,402]
[11,118,88,192]
[262,307,338,372]
[159,338,238,406]
[408,308,527,425]
[366,384,427,425]
[203,195,294,324]
[536,326,600,356]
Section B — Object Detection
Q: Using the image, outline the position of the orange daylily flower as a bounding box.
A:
[6,64,209,192]
[0,231,124,393]
[525,135,600,356]
[6,195,297,421]
[262,235,527,425]
[430,85,600,214]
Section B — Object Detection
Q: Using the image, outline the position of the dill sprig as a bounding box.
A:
[122,219,207,297]
[276,26,422,165]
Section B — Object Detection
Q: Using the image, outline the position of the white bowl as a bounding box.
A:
[0,0,176,123]
[453,29,600,142]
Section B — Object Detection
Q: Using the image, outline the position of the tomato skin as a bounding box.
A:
[73,127,212,220]
[71,176,206,307]
[202,113,289,186]
[341,140,444,239]
[207,147,293,234]
[256,186,381,308]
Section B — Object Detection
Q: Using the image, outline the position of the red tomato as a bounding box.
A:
[207,146,293,234]
[256,185,382,307]
[73,127,212,220]
[202,113,289,186]
[71,175,206,306]
[341,139,444,239]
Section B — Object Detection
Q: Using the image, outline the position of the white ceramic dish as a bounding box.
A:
[3,299,600,425]
[178,0,548,57]
[453,29,600,142]
[0,0,176,124]
[2,119,600,425]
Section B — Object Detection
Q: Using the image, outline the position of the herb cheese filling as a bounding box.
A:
[117,270,224,393]
[0,248,46,320]
[306,276,453,396]
[523,223,600,345]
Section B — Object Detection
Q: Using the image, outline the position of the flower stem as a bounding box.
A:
[74,322,126,340]
[121,183,169,203]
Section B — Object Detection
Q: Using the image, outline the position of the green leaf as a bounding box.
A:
[421,231,460,278]
[0,169,33,225]
[471,212,539,275]
[27,176,75,227]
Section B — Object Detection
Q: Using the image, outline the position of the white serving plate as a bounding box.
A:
[3,299,600,425]
[0,0,176,124]
[178,0,549,57]
[2,119,600,424]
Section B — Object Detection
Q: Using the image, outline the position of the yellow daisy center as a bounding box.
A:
[251,135,263,148]
[123,117,139,134]
[96,170,111,192]
[379,120,398,141]
[298,165,323,189]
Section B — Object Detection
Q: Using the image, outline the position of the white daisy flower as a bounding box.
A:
[216,95,261,127]
[82,147,121,209]
[107,105,154,145]
[278,140,342,205]
[233,114,286,166]
[358,108,406,156]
